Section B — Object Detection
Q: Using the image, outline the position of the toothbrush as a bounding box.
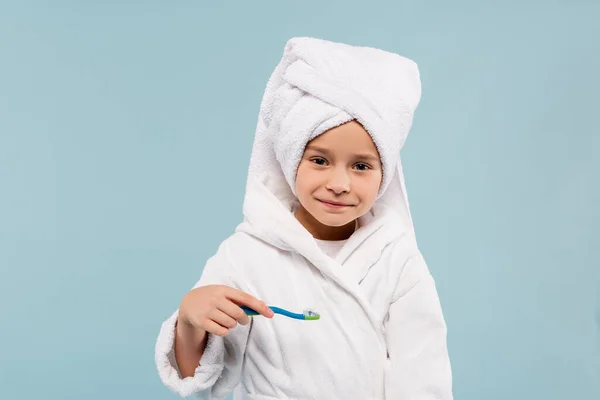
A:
[241,305,320,320]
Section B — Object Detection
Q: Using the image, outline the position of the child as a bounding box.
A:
[155,37,453,399]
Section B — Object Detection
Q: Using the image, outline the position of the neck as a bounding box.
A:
[294,206,356,241]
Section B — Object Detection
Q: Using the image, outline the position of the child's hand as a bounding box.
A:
[178,285,274,337]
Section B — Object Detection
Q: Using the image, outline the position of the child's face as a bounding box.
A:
[294,120,382,240]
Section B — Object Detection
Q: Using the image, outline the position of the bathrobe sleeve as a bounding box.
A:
[155,239,251,399]
[385,251,453,399]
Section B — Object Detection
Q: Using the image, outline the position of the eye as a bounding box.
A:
[353,163,371,171]
[310,157,328,166]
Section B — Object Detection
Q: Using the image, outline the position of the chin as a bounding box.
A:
[314,212,355,228]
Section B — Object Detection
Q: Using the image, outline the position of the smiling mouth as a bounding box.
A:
[318,199,353,208]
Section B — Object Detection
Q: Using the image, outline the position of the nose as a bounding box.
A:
[325,167,350,194]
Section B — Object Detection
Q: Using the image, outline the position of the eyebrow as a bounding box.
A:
[305,145,380,162]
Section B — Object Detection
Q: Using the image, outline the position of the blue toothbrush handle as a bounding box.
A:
[241,305,306,320]
[240,305,260,316]
[269,306,306,320]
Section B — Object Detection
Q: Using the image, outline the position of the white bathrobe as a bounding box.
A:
[155,37,453,399]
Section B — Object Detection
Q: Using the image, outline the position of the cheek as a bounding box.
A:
[358,175,382,203]
[295,164,315,195]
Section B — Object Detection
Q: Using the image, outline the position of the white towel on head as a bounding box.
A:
[246,36,422,236]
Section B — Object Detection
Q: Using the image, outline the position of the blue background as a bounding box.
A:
[1,1,598,399]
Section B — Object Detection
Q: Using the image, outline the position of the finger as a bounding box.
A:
[209,308,239,330]
[202,319,230,337]
[217,299,251,326]
[225,288,274,318]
